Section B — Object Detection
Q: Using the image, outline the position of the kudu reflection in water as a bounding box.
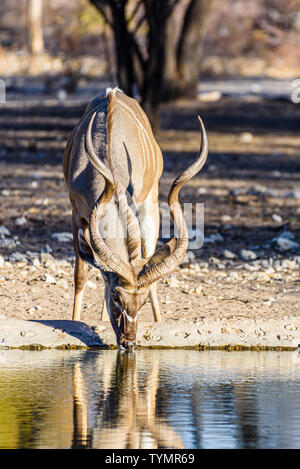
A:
[71,351,183,449]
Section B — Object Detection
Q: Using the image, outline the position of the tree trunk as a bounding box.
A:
[111,2,135,97]
[140,0,170,130]
[88,0,213,130]
[27,0,44,55]
[163,0,213,101]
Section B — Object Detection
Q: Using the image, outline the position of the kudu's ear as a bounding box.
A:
[78,229,98,268]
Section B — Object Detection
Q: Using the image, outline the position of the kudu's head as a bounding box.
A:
[78,221,150,349]
[78,110,208,350]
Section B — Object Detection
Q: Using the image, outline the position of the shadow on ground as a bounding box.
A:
[30,319,107,347]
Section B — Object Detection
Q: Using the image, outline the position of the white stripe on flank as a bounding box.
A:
[113,95,156,168]
[113,101,150,167]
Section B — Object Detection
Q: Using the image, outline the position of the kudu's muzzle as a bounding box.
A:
[118,315,137,350]
[119,338,136,350]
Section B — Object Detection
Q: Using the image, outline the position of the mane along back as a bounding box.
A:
[106,88,163,201]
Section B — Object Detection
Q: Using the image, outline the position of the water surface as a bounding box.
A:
[0,349,299,449]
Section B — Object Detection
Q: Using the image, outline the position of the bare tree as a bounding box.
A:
[89,0,212,128]
[27,0,44,55]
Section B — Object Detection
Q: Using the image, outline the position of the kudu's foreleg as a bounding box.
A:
[72,213,89,321]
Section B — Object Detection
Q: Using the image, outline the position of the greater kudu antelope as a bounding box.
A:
[63,87,207,349]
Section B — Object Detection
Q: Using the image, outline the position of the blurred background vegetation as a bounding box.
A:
[0,0,300,126]
[1,0,300,77]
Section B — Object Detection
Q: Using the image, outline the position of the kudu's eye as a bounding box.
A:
[111,293,120,304]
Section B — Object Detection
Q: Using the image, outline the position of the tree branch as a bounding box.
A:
[126,0,143,24]
[89,0,114,28]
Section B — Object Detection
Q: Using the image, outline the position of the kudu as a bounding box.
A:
[63,87,207,349]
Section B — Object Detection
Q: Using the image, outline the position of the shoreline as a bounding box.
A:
[0,318,299,351]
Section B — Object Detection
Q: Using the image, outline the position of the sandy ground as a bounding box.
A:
[0,77,300,348]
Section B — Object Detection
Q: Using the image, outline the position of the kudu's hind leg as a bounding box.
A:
[72,214,89,321]
[139,189,161,322]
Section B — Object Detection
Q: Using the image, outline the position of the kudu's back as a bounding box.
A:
[63,88,163,218]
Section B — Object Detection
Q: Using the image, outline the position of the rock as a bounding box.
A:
[276,237,299,251]
[43,273,56,284]
[165,276,181,288]
[26,250,39,259]
[40,245,52,254]
[183,251,196,263]
[264,266,275,274]
[57,89,67,101]
[222,249,236,260]
[51,232,73,243]
[260,259,269,269]
[240,249,257,261]
[278,231,294,240]
[205,233,224,245]
[0,226,10,236]
[208,256,221,265]
[86,280,96,289]
[15,216,27,226]
[273,260,283,272]
[244,263,260,271]
[284,190,300,199]
[198,90,222,102]
[1,190,10,196]
[240,132,253,143]
[197,187,207,194]
[229,271,239,279]
[284,324,297,331]
[27,306,38,316]
[188,263,201,272]
[272,213,282,223]
[281,259,297,270]
[229,187,243,197]
[251,272,271,282]
[184,285,203,295]
[247,185,276,197]
[221,215,232,223]
[0,238,20,249]
[193,285,203,294]
[58,279,69,289]
[40,252,54,265]
[263,297,275,306]
[9,252,28,263]
[0,255,5,267]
